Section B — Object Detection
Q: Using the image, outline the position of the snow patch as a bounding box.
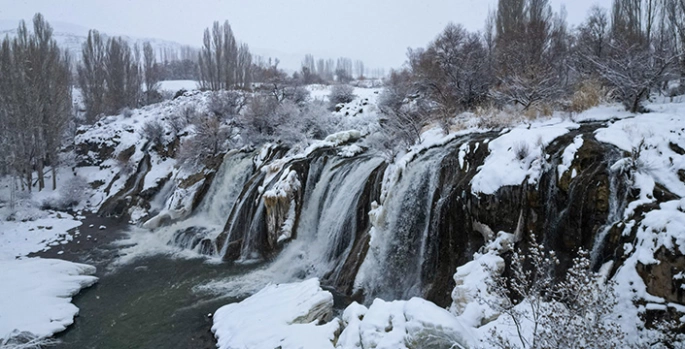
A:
[0,258,97,342]
[212,278,339,349]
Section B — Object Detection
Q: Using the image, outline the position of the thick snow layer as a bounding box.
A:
[595,108,685,206]
[212,278,339,349]
[471,120,577,195]
[0,212,81,260]
[451,232,514,328]
[212,278,473,349]
[0,258,97,342]
[337,298,473,349]
[557,135,584,180]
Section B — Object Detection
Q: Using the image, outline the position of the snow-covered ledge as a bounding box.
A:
[212,278,474,349]
[0,258,98,344]
[212,278,340,349]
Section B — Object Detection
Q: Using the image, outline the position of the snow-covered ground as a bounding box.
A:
[0,212,81,260]
[211,278,473,349]
[0,258,97,344]
[158,80,199,93]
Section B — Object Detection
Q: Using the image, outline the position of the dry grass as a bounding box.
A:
[570,79,606,113]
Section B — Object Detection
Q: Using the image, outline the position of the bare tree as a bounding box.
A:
[588,43,679,113]
[409,23,491,133]
[142,41,161,104]
[104,37,141,114]
[0,14,72,191]
[78,30,107,123]
[198,20,251,90]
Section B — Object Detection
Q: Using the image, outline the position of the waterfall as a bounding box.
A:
[355,141,462,301]
[590,152,629,266]
[163,151,255,255]
[206,153,385,297]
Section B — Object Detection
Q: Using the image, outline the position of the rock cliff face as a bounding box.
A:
[88,119,683,310]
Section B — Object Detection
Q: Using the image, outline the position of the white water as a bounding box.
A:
[590,158,628,265]
[355,144,454,301]
[199,155,384,298]
[117,151,255,261]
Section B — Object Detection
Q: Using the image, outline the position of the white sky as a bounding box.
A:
[0,0,612,70]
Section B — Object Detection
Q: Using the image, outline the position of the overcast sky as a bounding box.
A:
[0,0,611,70]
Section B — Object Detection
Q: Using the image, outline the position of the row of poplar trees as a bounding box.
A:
[0,14,163,191]
[0,14,71,191]
[78,30,161,123]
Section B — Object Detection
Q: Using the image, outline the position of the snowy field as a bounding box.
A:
[158,80,199,93]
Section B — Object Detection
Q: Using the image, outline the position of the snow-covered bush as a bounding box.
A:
[167,105,197,135]
[140,120,165,148]
[329,84,355,108]
[239,95,336,147]
[282,85,310,106]
[483,237,627,349]
[0,188,40,221]
[177,115,232,170]
[513,141,530,161]
[405,326,466,349]
[58,175,89,208]
[1,332,57,349]
[208,90,246,119]
[41,175,89,211]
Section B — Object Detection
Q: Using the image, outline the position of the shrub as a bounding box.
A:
[58,175,89,208]
[570,79,605,113]
[208,90,246,118]
[514,141,530,161]
[329,84,355,108]
[121,107,134,118]
[140,120,166,148]
[283,86,311,106]
[173,88,187,100]
[41,175,89,211]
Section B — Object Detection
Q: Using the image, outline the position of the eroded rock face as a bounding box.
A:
[637,247,685,304]
[191,126,637,307]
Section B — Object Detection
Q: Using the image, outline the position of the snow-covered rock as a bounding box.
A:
[212,278,339,349]
[337,298,473,349]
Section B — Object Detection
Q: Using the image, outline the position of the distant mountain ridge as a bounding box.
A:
[0,20,192,62]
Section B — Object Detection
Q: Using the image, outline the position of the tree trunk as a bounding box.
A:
[37,157,45,191]
[52,166,57,190]
[27,170,32,193]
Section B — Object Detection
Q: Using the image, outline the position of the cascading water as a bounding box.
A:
[150,151,255,255]
[354,142,461,301]
[590,151,630,265]
[205,152,385,297]
[135,124,633,306]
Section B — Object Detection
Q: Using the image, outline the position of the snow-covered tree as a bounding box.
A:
[409,23,491,133]
[77,30,107,123]
[484,238,625,349]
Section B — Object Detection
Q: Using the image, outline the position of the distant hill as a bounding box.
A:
[0,20,192,62]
